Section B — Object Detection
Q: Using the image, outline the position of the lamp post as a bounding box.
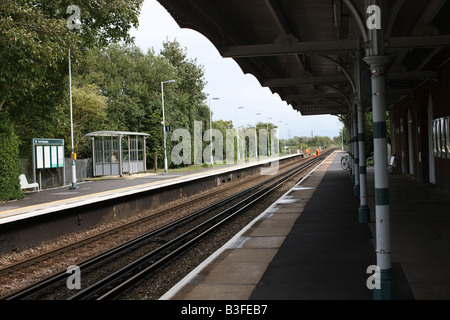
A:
[68,47,89,190]
[161,80,175,173]
[209,97,220,166]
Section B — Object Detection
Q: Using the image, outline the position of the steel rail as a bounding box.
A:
[2,175,267,300]
[74,153,329,300]
[0,156,303,280]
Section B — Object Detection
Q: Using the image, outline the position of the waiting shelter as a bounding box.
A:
[85,131,149,177]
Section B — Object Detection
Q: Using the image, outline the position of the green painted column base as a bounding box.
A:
[373,268,396,300]
[358,205,370,223]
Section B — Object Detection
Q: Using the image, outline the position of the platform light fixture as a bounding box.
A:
[69,46,89,190]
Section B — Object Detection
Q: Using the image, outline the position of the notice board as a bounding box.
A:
[33,138,65,169]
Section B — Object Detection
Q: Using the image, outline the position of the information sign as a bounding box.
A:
[33,138,65,169]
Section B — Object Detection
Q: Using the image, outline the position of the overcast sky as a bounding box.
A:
[129,0,343,139]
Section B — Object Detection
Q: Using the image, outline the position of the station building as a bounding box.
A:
[389,49,450,193]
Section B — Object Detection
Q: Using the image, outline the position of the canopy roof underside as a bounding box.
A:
[157,0,450,117]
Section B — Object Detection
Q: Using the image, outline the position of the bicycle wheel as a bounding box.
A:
[366,156,374,168]
[341,155,350,170]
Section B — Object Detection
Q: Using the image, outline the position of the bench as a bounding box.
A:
[19,174,39,191]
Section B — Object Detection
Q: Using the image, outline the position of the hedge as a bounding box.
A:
[0,112,24,201]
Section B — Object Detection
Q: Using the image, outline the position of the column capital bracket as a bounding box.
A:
[363,55,392,68]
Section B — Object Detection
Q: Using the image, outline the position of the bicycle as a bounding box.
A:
[366,152,374,168]
[388,154,399,173]
[341,153,350,170]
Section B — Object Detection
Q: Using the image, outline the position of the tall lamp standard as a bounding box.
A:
[209,97,220,166]
[161,80,176,173]
[68,47,89,190]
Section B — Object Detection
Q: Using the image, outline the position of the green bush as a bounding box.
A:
[0,112,24,201]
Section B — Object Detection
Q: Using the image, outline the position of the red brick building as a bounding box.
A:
[389,49,450,193]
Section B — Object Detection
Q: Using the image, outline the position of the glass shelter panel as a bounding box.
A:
[86,131,148,177]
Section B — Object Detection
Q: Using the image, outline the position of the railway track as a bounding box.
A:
[0,155,303,280]
[1,151,332,300]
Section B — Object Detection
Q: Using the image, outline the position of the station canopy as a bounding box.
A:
[157,0,450,117]
[85,131,151,138]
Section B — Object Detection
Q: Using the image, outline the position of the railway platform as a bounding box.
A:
[0,154,297,225]
[161,151,450,300]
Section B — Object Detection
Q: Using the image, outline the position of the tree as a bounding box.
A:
[160,39,208,128]
[74,44,177,165]
[0,0,143,198]
[0,0,144,155]
[159,39,209,167]
[0,112,24,201]
[72,41,210,169]
[71,84,108,157]
[0,0,143,107]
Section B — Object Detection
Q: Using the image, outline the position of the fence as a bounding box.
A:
[19,158,93,190]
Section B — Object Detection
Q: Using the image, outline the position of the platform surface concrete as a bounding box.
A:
[162,151,450,300]
[366,166,450,300]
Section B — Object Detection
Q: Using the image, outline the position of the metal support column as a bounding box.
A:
[363,55,396,300]
[91,137,96,177]
[143,136,147,173]
[119,136,123,177]
[128,135,131,175]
